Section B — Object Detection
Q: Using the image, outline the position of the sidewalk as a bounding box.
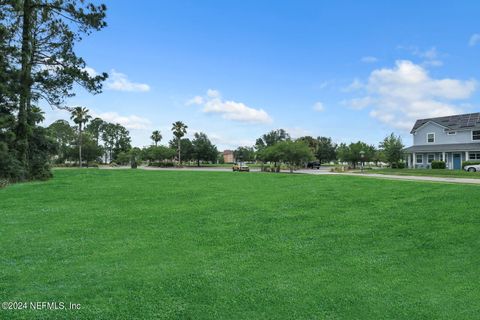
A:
[343,172,480,185]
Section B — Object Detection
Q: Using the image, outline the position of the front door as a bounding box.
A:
[453,154,461,170]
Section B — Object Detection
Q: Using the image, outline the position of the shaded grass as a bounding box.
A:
[1,169,480,319]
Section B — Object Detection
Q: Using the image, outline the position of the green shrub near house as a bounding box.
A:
[431,161,446,169]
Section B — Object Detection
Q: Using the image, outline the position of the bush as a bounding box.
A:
[0,179,9,189]
[86,162,99,168]
[392,162,406,169]
[149,161,175,167]
[431,161,446,169]
[462,161,480,168]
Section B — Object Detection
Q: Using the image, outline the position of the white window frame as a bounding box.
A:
[472,130,480,141]
[469,152,480,160]
[416,154,423,164]
[427,154,435,163]
[427,132,435,143]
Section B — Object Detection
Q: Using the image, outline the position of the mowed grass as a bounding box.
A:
[1,169,480,319]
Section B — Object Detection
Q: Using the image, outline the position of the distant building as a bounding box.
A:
[404,112,480,169]
[223,150,234,163]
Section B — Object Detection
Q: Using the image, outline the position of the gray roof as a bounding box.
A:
[404,143,480,153]
[410,112,480,133]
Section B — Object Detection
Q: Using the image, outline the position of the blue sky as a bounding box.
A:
[44,0,480,150]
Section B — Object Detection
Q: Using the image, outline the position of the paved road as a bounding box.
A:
[102,165,480,185]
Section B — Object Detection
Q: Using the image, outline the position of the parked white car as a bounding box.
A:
[464,164,480,172]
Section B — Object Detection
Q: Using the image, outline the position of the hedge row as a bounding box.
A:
[462,161,480,168]
[148,162,175,167]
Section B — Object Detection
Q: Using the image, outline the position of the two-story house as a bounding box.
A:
[404,112,480,169]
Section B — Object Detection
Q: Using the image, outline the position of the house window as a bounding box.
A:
[428,154,435,163]
[447,131,456,135]
[438,153,443,161]
[427,133,435,143]
[473,130,480,141]
[416,154,423,164]
[469,152,480,160]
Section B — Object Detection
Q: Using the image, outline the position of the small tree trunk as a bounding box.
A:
[17,0,33,176]
[178,139,181,165]
[79,126,83,168]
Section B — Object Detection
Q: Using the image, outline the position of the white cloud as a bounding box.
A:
[312,102,325,112]
[187,89,273,124]
[286,127,311,138]
[344,60,476,130]
[106,70,150,92]
[186,96,204,105]
[398,45,444,67]
[361,56,378,63]
[416,47,443,67]
[469,34,480,47]
[93,111,152,130]
[342,78,364,92]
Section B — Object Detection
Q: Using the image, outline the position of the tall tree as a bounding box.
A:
[337,141,376,169]
[85,117,105,145]
[3,0,108,179]
[47,119,75,163]
[70,106,91,167]
[169,138,194,163]
[379,133,404,167]
[234,146,255,162]
[316,136,337,164]
[101,122,131,162]
[171,121,187,164]
[192,132,218,166]
[255,129,290,150]
[274,140,314,173]
[150,130,162,146]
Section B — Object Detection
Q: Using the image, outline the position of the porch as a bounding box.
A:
[404,143,480,170]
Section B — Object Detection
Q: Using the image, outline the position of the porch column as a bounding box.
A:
[442,152,445,162]
[412,152,416,168]
[407,154,411,168]
[466,151,469,161]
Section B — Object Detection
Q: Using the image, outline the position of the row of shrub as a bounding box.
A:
[53,162,99,168]
[261,166,281,172]
[462,161,480,168]
[148,162,175,167]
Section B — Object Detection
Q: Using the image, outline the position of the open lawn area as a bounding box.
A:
[364,168,480,179]
[1,169,480,319]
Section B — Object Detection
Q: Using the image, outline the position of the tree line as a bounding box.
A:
[230,130,405,171]
[0,0,108,182]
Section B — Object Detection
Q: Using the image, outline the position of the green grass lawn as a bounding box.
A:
[1,169,480,319]
[364,168,480,179]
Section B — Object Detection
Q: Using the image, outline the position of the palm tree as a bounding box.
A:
[150,130,162,146]
[171,121,188,164]
[70,106,92,168]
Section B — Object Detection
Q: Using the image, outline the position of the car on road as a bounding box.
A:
[464,163,480,172]
[233,163,250,172]
[307,161,321,169]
